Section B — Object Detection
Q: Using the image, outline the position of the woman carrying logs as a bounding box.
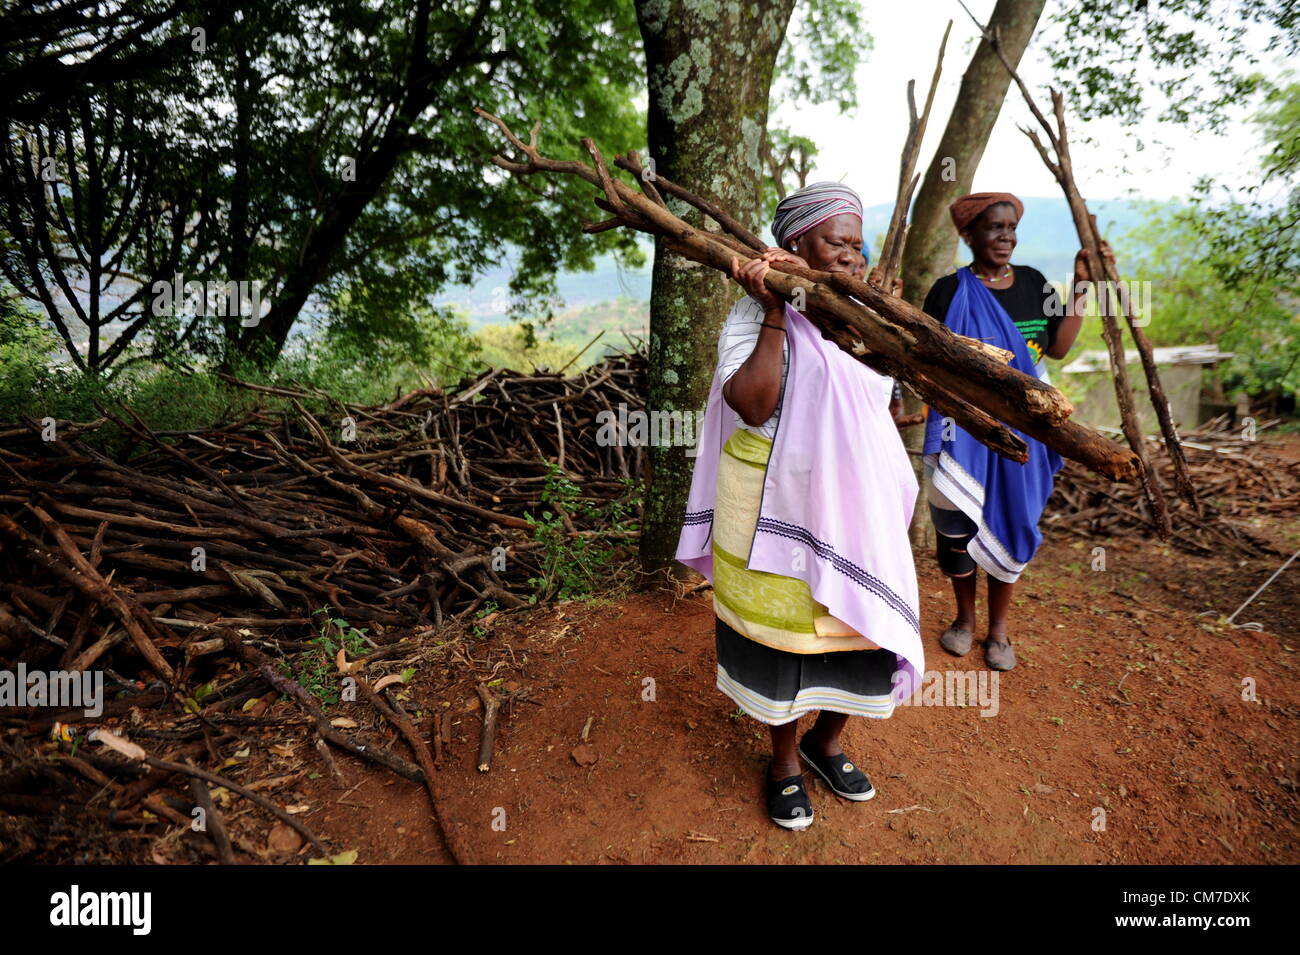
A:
[676,182,923,831]
[920,192,1113,671]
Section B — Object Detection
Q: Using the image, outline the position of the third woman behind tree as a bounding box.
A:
[919,192,1113,671]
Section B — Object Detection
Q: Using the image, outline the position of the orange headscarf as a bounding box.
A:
[948,192,1024,233]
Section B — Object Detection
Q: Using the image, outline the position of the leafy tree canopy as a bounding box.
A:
[1,0,648,370]
[1044,0,1299,131]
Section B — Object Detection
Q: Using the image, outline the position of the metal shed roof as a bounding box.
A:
[1062,344,1235,374]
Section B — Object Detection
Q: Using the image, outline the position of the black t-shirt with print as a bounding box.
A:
[920,265,1064,365]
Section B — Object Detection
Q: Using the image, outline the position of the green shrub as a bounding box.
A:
[524,462,641,601]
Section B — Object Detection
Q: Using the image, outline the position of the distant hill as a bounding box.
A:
[541,296,648,362]
[437,196,1157,326]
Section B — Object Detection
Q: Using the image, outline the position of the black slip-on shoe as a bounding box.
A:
[766,773,814,830]
[798,737,876,801]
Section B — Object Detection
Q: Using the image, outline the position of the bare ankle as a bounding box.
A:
[769,761,801,781]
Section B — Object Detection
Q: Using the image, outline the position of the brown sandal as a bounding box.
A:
[984,636,1017,671]
[939,624,974,656]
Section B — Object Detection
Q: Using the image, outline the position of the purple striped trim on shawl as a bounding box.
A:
[682,508,714,527]
[753,516,921,634]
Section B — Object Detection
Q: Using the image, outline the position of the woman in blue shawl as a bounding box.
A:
[920,192,1112,671]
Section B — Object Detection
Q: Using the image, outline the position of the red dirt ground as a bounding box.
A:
[294,528,1299,865]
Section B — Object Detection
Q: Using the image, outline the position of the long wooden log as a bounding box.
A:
[587,142,1071,429]
[612,150,766,251]
[592,163,1069,431]
[1087,212,1200,511]
[817,324,1024,458]
[667,226,1134,478]
[476,107,1137,481]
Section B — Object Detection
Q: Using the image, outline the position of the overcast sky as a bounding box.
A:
[770,0,1281,206]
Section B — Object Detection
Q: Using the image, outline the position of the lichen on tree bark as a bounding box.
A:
[633,0,796,582]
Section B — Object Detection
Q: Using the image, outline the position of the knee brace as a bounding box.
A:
[936,530,976,577]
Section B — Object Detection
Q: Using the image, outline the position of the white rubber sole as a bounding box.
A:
[770,811,815,830]
[798,747,876,801]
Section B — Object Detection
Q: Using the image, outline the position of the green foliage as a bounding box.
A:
[773,0,871,115]
[1111,201,1298,396]
[0,269,485,440]
[470,600,500,639]
[280,609,372,708]
[532,296,649,357]
[763,0,871,213]
[3,0,649,369]
[758,128,820,222]
[182,682,216,715]
[469,296,647,374]
[1096,76,1300,401]
[471,323,581,374]
[0,290,91,420]
[0,290,225,431]
[524,462,641,602]
[1044,0,1297,131]
[308,304,483,394]
[1184,75,1300,293]
[1257,77,1300,181]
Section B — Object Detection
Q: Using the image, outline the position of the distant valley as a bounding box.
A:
[439,196,1154,366]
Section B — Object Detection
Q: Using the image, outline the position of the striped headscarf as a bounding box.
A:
[771,181,864,250]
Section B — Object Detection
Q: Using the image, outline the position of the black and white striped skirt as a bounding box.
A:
[715,616,900,725]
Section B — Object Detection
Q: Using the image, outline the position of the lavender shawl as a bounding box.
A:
[676,303,924,700]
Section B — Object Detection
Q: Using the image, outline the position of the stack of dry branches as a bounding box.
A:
[1046,418,1298,557]
[0,351,645,864]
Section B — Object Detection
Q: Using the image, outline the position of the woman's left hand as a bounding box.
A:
[868,266,904,298]
[759,247,808,270]
[1073,239,1116,283]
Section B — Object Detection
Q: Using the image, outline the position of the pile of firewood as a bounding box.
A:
[1,351,646,642]
[1045,418,1299,557]
[0,351,645,864]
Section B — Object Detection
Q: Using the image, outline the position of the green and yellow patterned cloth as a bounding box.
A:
[711,428,878,654]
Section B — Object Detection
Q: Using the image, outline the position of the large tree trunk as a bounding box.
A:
[633,0,796,583]
[899,0,1047,546]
